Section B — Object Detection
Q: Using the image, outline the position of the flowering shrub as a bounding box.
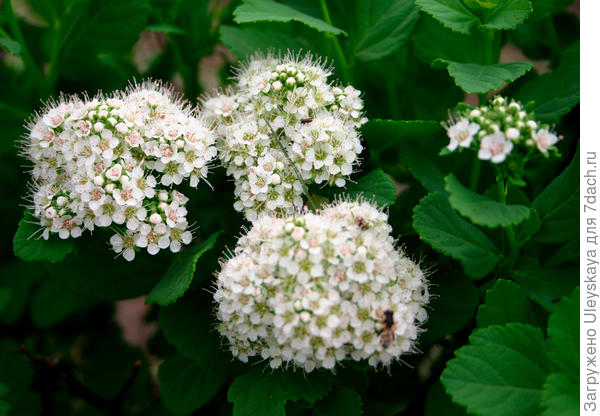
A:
[0,1,579,416]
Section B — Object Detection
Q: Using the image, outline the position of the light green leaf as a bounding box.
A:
[314,386,362,416]
[220,25,306,59]
[342,169,397,207]
[442,323,551,416]
[446,174,531,227]
[515,42,579,121]
[415,0,480,34]
[228,368,333,416]
[420,269,478,345]
[547,288,578,380]
[434,60,533,93]
[413,192,500,279]
[146,232,222,306]
[0,38,21,56]
[158,354,227,415]
[531,146,579,243]
[541,373,579,416]
[233,0,346,35]
[13,212,74,263]
[476,279,539,328]
[479,0,532,30]
[511,267,577,311]
[348,0,420,62]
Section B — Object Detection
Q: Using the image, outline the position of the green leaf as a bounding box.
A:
[0,262,44,325]
[341,169,397,207]
[547,288,578,380]
[233,0,346,35]
[446,174,531,227]
[348,0,420,62]
[479,0,532,30]
[420,269,478,345]
[511,267,577,311]
[0,38,21,56]
[0,341,41,416]
[13,212,74,263]
[541,372,579,416]
[147,232,222,306]
[145,23,187,35]
[220,25,306,59]
[515,42,580,121]
[425,381,469,416]
[159,292,228,365]
[413,192,500,279]
[531,146,579,243]
[415,0,480,34]
[363,119,444,154]
[402,146,447,193]
[314,386,362,416]
[434,60,533,93]
[0,289,10,312]
[413,15,491,65]
[158,354,227,415]
[442,323,551,416]
[228,368,333,416]
[476,279,540,327]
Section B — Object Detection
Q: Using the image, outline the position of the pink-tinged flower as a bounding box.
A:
[478,132,513,163]
[532,128,559,154]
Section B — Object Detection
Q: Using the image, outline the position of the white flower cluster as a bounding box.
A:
[203,52,367,221]
[214,200,429,371]
[22,82,217,261]
[444,96,560,164]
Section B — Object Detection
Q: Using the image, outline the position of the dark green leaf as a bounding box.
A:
[442,323,550,416]
[434,60,533,93]
[314,386,362,416]
[228,368,333,416]
[220,25,306,59]
[363,119,443,153]
[531,146,579,243]
[541,372,579,416]
[145,23,187,35]
[512,267,577,311]
[147,231,222,306]
[0,341,41,416]
[348,0,420,62]
[233,0,346,35]
[340,169,397,207]
[415,0,480,34]
[0,262,44,325]
[158,354,227,414]
[0,38,21,56]
[413,192,500,279]
[476,279,540,327]
[13,212,74,263]
[546,288,578,380]
[425,381,469,416]
[446,174,531,227]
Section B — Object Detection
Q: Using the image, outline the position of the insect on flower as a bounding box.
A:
[378,309,396,349]
[300,117,314,124]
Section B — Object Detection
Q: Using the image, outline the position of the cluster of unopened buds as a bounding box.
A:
[203,52,367,221]
[22,82,217,261]
[443,96,561,164]
[214,200,429,371]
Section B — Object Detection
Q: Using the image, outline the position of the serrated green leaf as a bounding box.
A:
[434,60,533,93]
[515,42,580,121]
[479,0,532,30]
[147,232,221,306]
[233,0,346,35]
[446,174,531,227]
[158,354,227,415]
[425,381,469,416]
[348,0,420,62]
[541,372,579,416]
[547,288,578,380]
[228,368,333,416]
[476,279,540,327]
[314,386,362,416]
[415,0,480,34]
[420,269,478,345]
[341,169,397,207]
[511,267,577,311]
[159,292,227,365]
[220,25,306,59]
[413,192,500,279]
[531,146,579,243]
[413,15,491,64]
[13,212,74,263]
[0,38,21,56]
[442,323,551,416]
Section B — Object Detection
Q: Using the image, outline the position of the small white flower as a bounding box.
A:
[446,118,480,151]
[532,128,559,154]
[478,132,513,163]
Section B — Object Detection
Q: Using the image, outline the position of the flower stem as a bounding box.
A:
[497,177,519,269]
[318,0,352,84]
